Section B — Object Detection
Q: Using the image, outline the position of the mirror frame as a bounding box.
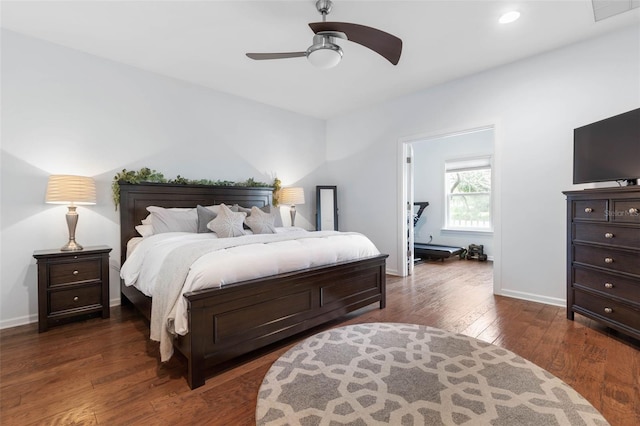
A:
[316,185,338,231]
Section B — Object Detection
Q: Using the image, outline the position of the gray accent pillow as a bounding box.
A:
[234,204,283,228]
[197,205,217,233]
[245,206,276,234]
[207,204,247,237]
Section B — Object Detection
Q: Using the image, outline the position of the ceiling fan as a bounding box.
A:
[246,0,402,69]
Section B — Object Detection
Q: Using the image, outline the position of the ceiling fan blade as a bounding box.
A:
[309,22,402,65]
[246,52,307,60]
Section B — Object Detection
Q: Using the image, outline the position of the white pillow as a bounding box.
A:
[245,206,276,234]
[135,224,154,238]
[146,206,198,234]
[207,203,247,238]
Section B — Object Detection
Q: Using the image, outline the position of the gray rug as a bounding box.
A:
[256,323,608,425]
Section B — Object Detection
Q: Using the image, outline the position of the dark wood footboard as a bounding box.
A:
[178,254,387,389]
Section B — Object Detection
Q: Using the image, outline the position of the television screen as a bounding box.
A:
[573,108,640,185]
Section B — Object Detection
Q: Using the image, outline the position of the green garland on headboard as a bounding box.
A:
[112,167,280,209]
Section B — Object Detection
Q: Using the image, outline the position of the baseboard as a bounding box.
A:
[496,288,565,307]
[0,313,37,329]
[385,267,400,276]
[0,298,124,330]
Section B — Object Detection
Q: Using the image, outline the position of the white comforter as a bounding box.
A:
[120,229,380,360]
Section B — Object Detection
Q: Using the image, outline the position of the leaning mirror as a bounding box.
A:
[316,186,338,231]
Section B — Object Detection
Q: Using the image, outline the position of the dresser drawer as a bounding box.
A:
[611,199,640,224]
[573,267,640,305]
[49,259,101,286]
[573,223,640,249]
[572,199,608,221]
[573,290,640,331]
[50,284,102,314]
[574,245,640,275]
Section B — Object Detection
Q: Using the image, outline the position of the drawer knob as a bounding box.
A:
[73,296,79,302]
[584,207,593,213]
[73,270,79,275]
[604,257,613,264]
[604,282,613,289]
[604,307,613,314]
[604,232,614,239]
[629,207,639,215]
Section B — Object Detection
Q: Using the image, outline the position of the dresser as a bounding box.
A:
[563,187,640,340]
[34,245,112,332]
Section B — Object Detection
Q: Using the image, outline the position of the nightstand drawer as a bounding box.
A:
[573,267,640,304]
[49,259,101,286]
[50,284,102,313]
[574,290,640,331]
[574,245,640,275]
[572,199,608,221]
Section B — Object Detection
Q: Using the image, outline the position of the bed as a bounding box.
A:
[118,182,387,389]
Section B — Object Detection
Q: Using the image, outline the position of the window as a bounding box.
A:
[444,157,492,230]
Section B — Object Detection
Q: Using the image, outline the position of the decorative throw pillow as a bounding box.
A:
[197,205,218,233]
[207,204,247,238]
[262,204,284,228]
[245,206,277,234]
[146,206,198,234]
[234,204,283,228]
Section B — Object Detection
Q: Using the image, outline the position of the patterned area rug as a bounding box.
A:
[256,323,609,425]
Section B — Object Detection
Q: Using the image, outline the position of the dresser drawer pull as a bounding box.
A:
[73,270,79,275]
[604,307,613,314]
[584,207,593,213]
[604,232,614,239]
[604,282,613,289]
[73,296,79,302]
[604,257,613,264]
[629,207,639,215]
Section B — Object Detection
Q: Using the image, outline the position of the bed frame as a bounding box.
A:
[118,182,387,389]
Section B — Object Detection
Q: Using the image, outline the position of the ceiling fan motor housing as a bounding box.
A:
[307,34,343,68]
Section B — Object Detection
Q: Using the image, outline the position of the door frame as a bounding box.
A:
[397,123,502,295]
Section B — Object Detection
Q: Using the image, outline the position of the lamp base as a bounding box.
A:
[61,205,83,251]
[61,240,84,251]
[290,205,297,227]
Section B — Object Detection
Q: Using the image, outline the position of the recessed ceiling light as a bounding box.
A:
[499,11,520,24]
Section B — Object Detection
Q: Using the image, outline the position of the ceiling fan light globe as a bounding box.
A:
[307,44,343,69]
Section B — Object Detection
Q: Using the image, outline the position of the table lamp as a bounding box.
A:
[279,187,305,226]
[45,175,96,251]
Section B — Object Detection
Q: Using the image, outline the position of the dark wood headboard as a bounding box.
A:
[118,182,273,265]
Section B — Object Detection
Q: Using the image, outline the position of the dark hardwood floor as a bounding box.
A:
[1,260,638,425]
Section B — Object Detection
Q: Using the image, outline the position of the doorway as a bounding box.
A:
[397,125,501,294]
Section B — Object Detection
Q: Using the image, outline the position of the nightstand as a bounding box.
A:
[34,245,112,332]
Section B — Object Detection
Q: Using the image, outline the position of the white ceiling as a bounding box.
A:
[2,1,639,119]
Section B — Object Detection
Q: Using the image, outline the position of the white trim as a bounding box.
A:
[496,288,565,308]
[0,313,37,329]
[441,228,494,235]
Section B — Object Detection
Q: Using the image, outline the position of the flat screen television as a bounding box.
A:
[573,108,640,186]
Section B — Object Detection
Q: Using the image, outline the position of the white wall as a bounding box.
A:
[412,129,494,257]
[2,25,639,328]
[326,26,639,304]
[0,30,326,328]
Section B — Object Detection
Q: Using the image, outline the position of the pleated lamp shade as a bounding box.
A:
[279,187,305,206]
[45,175,96,205]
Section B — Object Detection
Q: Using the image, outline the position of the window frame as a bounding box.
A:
[443,156,493,232]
